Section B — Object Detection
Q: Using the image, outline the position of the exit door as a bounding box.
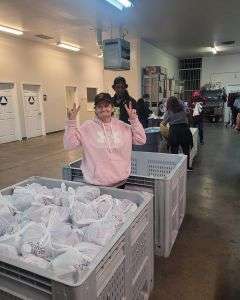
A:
[23,84,45,138]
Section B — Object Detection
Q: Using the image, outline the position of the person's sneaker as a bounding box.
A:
[187,167,193,172]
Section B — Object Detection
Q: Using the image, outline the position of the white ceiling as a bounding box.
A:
[0,0,240,57]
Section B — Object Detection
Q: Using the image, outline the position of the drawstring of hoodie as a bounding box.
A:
[94,117,116,153]
[102,123,112,153]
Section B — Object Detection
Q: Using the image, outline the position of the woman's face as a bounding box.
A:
[95,101,114,122]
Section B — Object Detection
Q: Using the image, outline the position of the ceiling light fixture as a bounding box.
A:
[0,25,23,36]
[212,47,217,55]
[104,0,133,10]
[57,42,80,52]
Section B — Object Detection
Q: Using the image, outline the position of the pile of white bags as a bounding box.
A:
[0,183,138,277]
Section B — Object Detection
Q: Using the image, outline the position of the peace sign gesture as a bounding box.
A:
[67,103,81,120]
[124,101,137,120]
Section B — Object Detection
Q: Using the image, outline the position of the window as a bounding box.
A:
[87,87,97,103]
[179,58,202,100]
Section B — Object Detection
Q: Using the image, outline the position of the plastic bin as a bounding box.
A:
[0,176,154,300]
[63,151,187,257]
[132,127,167,153]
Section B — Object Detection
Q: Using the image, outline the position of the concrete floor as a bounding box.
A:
[0,124,239,299]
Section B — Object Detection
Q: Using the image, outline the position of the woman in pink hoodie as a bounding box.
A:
[64,93,146,186]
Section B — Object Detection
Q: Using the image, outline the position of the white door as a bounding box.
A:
[0,83,18,143]
[23,85,43,138]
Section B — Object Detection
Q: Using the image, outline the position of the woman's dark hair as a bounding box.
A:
[94,93,112,107]
[166,96,183,113]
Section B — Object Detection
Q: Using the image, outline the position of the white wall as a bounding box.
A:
[103,38,141,100]
[201,54,240,89]
[0,35,103,136]
[140,40,178,78]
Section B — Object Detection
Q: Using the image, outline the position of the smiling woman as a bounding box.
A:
[64,92,146,187]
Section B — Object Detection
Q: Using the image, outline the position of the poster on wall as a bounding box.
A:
[87,87,97,112]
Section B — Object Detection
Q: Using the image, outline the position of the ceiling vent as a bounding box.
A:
[35,34,53,40]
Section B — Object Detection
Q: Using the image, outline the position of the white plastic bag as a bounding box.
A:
[10,193,34,211]
[83,218,117,246]
[0,233,19,248]
[75,186,100,204]
[0,243,18,258]
[23,205,52,224]
[51,248,90,276]
[19,222,55,259]
[91,194,113,218]
[77,242,102,261]
[0,211,18,236]
[50,224,83,249]
[15,184,54,206]
[21,255,50,269]
[71,201,98,227]
[47,206,70,227]
[119,199,138,219]
[60,186,75,207]
[0,194,16,215]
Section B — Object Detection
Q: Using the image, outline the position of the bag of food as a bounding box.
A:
[23,205,53,224]
[50,224,83,249]
[47,206,70,227]
[20,254,50,269]
[75,186,100,204]
[91,194,113,218]
[83,215,117,246]
[19,222,56,259]
[0,211,18,236]
[70,201,98,227]
[77,242,102,261]
[51,248,90,276]
[0,243,18,258]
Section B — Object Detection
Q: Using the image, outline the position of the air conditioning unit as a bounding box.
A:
[103,38,130,70]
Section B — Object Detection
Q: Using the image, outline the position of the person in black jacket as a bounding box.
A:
[137,94,152,128]
[112,77,137,124]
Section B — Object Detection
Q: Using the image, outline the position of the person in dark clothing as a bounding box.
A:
[228,93,239,127]
[112,77,137,124]
[137,94,152,128]
[162,97,193,171]
[189,93,206,145]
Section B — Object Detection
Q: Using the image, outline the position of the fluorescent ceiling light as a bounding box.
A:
[104,0,133,10]
[0,25,23,35]
[57,42,80,52]
[212,47,217,55]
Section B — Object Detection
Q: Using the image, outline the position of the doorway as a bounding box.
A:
[22,84,45,138]
[0,82,21,144]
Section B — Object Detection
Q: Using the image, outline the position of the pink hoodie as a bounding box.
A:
[64,116,146,186]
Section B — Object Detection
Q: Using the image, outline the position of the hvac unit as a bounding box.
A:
[103,38,130,70]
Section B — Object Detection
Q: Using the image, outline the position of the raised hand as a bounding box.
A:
[67,103,81,120]
[124,101,137,120]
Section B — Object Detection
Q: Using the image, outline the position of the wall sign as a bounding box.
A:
[28,96,35,105]
[0,96,8,105]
